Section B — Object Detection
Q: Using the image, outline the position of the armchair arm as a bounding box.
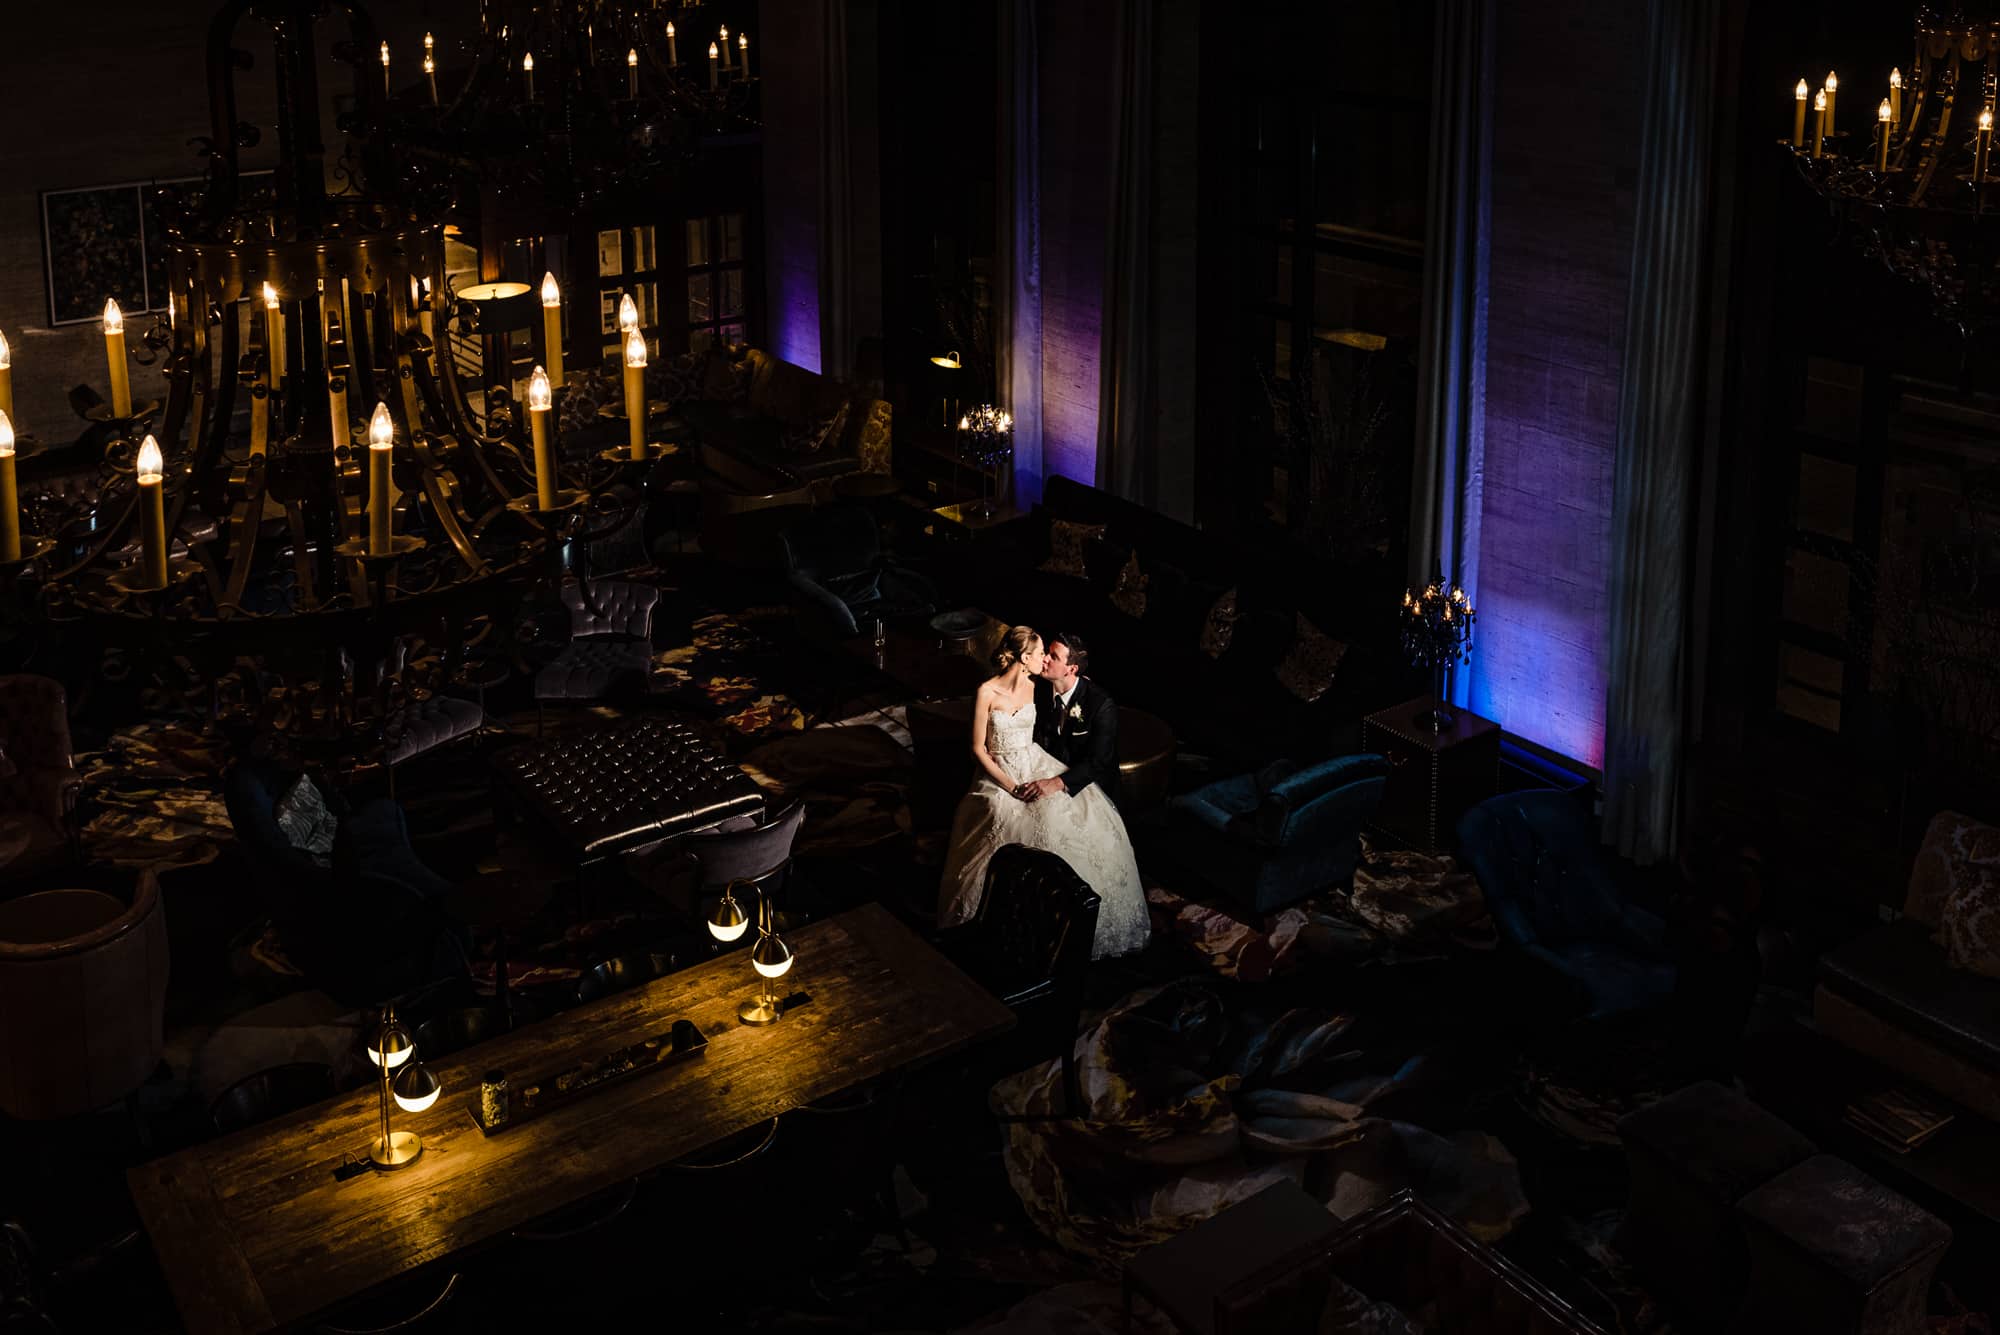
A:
[786,571,860,638]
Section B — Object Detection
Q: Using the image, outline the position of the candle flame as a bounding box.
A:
[424,54,435,74]
[1879,99,1891,122]
[136,435,163,480]
[262,281,278,309]
[103,299,124,334]
[423,31,434,54]
[1814,90,1825,111]
[522,52,534,72]
[628,47,639,66]
[528,366,552,410]
[1795,78,1809,100]
[541,270,561,307]
[720,24,730,40]
[0,410,13,455]
[0,330,10,370]
[624,328,648,368]
[1985,108,1997,132]
[1890,68,1902,90]
[618,293,639,332]
[709,41,719,57]
[1825,71,1837,92]
[368,402,395,450]
[740,33,748,50]
[666,20,675,36]
[380,40,390,67]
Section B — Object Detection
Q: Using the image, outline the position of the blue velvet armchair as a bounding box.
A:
[1161,754,1390,913]
[780,503,936,639]
[1455,790,1674,1018]
[223,763,469,1007]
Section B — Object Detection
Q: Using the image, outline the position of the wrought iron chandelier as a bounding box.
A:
[1787,4,2000,335]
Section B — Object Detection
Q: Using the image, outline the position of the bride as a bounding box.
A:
[937,627,1151,958]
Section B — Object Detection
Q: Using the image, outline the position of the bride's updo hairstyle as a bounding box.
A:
[990,625,1041,674]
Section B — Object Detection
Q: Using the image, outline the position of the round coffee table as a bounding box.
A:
[1117,707,1177,817]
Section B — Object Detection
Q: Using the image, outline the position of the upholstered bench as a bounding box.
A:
[1614,1080,1817,1322]
[1736,1155,1951,1335]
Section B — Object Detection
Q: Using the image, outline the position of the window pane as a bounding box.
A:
[688,273,713,325]
[627,225,657,273]
[686,218,708,268]
[599,289,622,337]
[720,269,743,318]
[720,321,745,348]
[598,228,624,278]
[638,280,658,328]
[722,213,744,261]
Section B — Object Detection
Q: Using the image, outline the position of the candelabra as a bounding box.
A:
[956,405,1015,518]
[1401,572,1475,732]
[1785,6,2000,335]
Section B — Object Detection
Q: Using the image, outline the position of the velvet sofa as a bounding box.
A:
[1159,754,1389,913]
[682,347,891,493]
[947,475,1412,770]
[1814,809,2000,1121]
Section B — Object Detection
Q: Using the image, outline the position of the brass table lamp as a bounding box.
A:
[366,1005,442,1170]
[708,879,792,1025]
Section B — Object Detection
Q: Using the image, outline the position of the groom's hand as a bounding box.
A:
[1020,777,1065,801]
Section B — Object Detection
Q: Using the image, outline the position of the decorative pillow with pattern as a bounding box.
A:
[1906,810,2000,929]
[1274,612,1348,702]
[1038,520,1106,579]
[780,400,850,453]
[1198,586,1240,659]
[1941,859,2000,980]
[273,773,337,867]
[1109,551,1149,619]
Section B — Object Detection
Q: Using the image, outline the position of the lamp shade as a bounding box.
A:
[930,350,962,370]
[455,280,537,333]
[392,1061,441,1113]
[369,1017,414,1068]
[750,931,793,979]
[707,883,749,942]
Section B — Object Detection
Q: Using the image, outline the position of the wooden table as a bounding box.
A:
[1361,696,1500,850]
[128,903,1013,1335]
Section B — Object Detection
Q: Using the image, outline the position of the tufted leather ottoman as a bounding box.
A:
[1735,1154,1950,1335]
[1614,1081,1817,1322]
[495,717,764,861]
[386,696,486,767]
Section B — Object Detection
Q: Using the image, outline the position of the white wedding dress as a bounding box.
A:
[937,700,1152,958]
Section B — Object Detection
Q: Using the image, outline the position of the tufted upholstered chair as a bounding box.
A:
[0,870,169,1119]
[0,675,83,876]
[1456,789,1674,1018]
[944,844,1100,1115]
[534,578,662,730]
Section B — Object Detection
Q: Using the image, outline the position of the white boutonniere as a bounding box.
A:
[1067,703,1084,721]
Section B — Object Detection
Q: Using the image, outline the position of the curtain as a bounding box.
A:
[1096,0,1154,506]
[816,0,854,380]
[1602,0,1721,863]
[995,0,1044,504]
[1408,0,1493,709]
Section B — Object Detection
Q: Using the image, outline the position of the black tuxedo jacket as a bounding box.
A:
[1034,676,1120,805]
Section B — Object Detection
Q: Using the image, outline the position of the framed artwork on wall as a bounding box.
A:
[39,172,275,327]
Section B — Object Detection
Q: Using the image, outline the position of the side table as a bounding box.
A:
[1361,696,1499,850]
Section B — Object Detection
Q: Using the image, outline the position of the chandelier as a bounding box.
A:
[1786,5,2000,335]
[0,0,666,765]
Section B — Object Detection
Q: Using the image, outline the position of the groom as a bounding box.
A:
[1019,631,1121,808]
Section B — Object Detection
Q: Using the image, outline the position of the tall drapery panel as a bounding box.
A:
[1096,0,1154,507]
[996,0,1045,503]
[1409,0,1494,709]
[817,0,854,379]
[1602,0,1721,862]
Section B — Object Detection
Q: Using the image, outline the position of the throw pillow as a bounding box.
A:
[1109,551,1149,619]
[1038,520,1106,579]
[273,773,338,868]
[780,399,850,453]
[1906,810,2000,929]
[1942,859,2000,980]
[1198,586,1240,659]
[1274,613,1348,702]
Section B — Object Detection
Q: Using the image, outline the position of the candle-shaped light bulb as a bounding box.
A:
[720,23,731,70]
[261,282,285,384]
[623,329,649,461]
[1983,108,1994,132]
[0,328,12,424]
[709,41,719,88]
[0,330,11,369]
[1794,78,1810,147]
[540,270,565,387]
[739,31,749,78]
[1878,98,1892,170]
[1812,89,1827,157]
[618,292,639,334]
[136,434,167,589]
[1824,70,1837,134]
[627,46,639,96]
[380,39,392,94]
[102,299,131,418]
[527,365,556,510]
[666,20,678,63]
[1890,66,1903,128]
[1980,107,1995,185]
[368,402,394,554]
[423,30,434,56]
[0,409,17,562]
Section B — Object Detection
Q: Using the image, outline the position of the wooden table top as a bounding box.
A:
[129,903,1014,1335]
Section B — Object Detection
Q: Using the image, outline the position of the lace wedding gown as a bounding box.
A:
[937,700,1152,958]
